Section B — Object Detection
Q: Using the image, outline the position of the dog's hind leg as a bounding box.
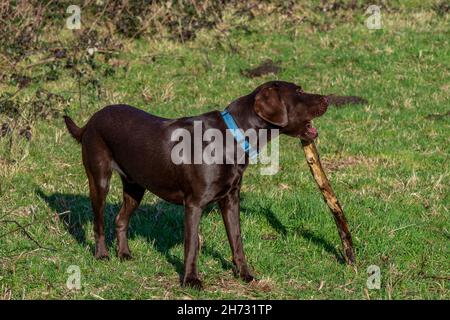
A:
[82,137,112,260]
[115,177,145,260]
[182,204,203,289]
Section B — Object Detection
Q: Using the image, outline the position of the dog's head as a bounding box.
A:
[253,81,329,141]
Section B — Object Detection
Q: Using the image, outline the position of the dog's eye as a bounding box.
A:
[296,88,303,94]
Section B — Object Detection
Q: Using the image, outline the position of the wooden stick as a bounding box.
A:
[301,140,355,265]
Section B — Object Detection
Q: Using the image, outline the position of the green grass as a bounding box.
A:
[0,3,449,299]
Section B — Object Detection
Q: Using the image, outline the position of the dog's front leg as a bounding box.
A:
[219,191,254,283]
[182,205,203,289]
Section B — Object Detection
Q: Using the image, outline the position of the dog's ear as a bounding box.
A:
[254,85,288,127]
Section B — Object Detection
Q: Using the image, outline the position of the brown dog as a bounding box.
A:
[64,81,339,288]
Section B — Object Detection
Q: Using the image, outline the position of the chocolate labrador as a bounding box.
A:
[64,80,346,288]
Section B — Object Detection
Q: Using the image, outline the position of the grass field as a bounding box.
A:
[0,1,449,299]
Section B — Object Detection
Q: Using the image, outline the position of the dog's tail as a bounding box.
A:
[63,116,85,143]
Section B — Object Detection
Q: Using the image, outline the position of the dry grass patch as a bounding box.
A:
[322,155,389,172]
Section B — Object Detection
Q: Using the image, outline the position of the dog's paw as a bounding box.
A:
[344,247,356,265]
[118,252,133,261]
[94,245,109,260]
[233,264,255,283]
[94,252,110,260]
[240,271,255,283]
[182,277,203,290]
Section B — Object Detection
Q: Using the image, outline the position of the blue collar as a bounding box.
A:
[220,110,258,159]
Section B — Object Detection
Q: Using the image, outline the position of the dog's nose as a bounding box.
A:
[322,96,329,107]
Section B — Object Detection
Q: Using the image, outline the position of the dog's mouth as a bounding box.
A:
[304,120,318,140]
[300,98,328,141]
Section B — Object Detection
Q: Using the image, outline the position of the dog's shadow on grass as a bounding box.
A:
[36,189,233,278]
[37,189,345,278]
[241,203,345,264]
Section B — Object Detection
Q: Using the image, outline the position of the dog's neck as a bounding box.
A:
[225,93,276,138]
